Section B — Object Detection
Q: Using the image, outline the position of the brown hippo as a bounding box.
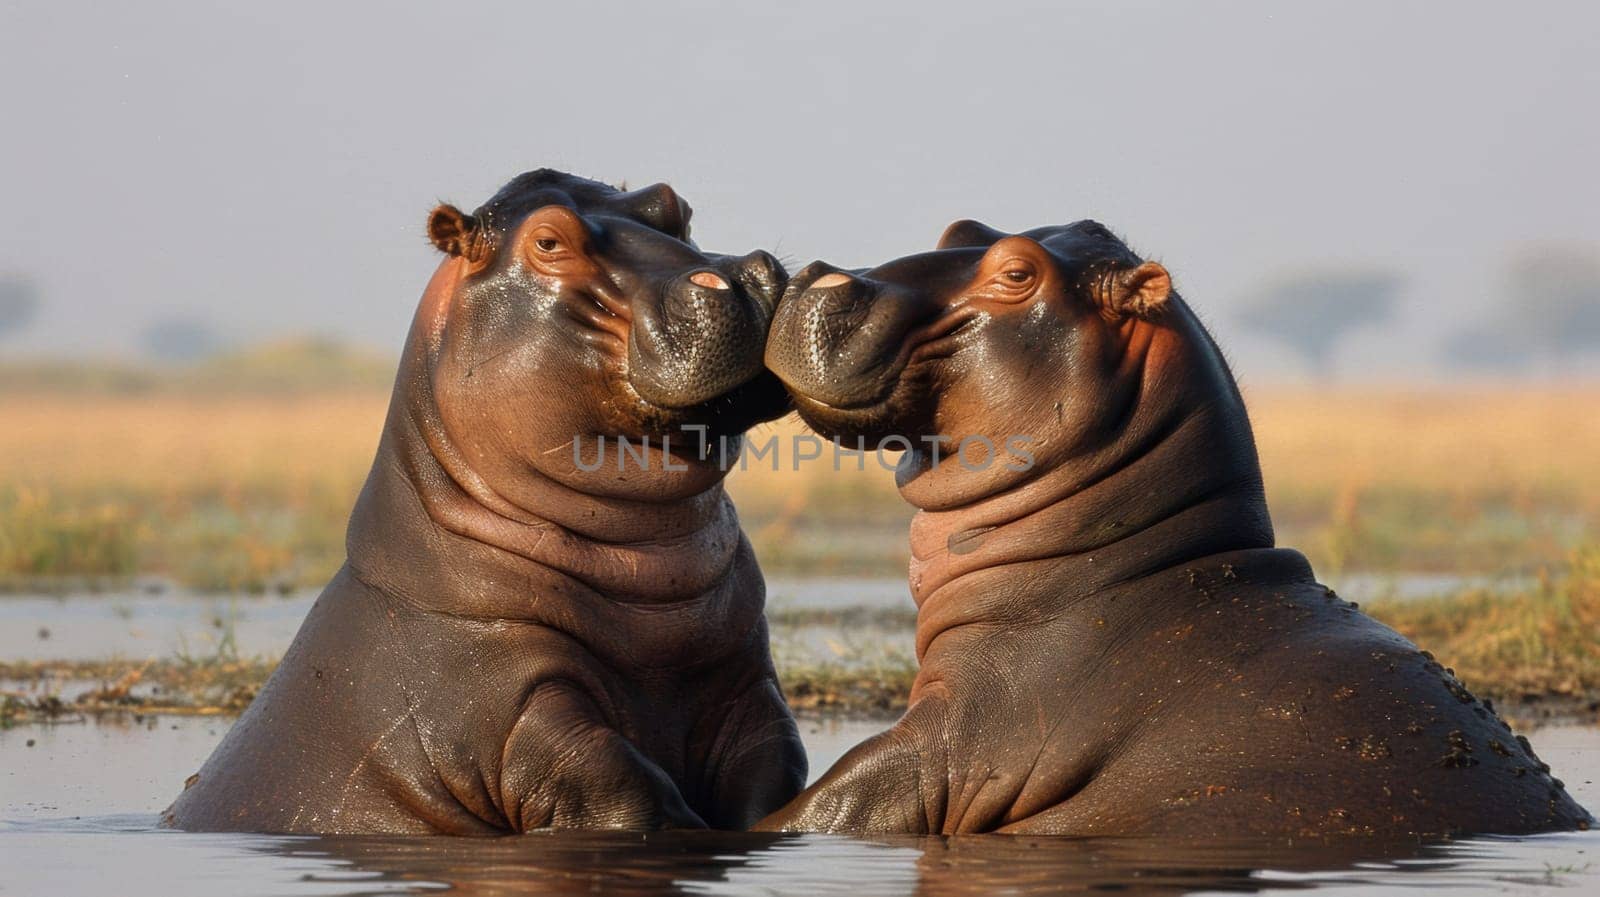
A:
[756,219,1594,837]
[166,169,806,834]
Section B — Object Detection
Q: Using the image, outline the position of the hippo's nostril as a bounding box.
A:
[690,271,731,290]
[809,272,854,290]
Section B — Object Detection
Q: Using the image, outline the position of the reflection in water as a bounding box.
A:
[257,829,1494,896]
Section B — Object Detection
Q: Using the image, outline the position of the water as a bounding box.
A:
[3,579,1596,895]
[2,717,1596,896]
[0,574,1522,662]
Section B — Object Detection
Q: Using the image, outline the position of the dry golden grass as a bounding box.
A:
[1247,386,1600,574]
[0,391,385,589]
[1,384,1597,587]
[0,391,385,496]
[1249,386,1600,508]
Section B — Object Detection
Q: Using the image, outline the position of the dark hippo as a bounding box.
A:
[166,169,806,834]
[756,219,1594,837]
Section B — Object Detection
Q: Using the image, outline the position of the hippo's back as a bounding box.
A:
[1027,579,1592,837]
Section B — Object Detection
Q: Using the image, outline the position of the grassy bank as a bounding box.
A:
[5,550,1597,728]
[2,367,1598,589]
[1370,547,1600,720]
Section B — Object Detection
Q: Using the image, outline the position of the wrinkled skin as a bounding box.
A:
[758,219,1594,837]
[165,170,806,834]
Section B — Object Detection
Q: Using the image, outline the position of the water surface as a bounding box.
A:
[3,576,1594,895]
[2,717,1596,896]
[0,573,1523,662]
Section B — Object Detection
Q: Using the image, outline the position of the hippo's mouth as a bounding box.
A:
[614,365,791,449]
[782,364,940,447]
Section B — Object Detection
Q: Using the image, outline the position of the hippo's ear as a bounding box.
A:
[427,203,491,262]
[1104,261,1172,319]
[938,219,1006,250]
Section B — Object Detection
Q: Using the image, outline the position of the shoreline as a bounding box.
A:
[4,657,1597,732]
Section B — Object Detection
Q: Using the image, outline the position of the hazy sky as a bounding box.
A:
[2,0,1596,380]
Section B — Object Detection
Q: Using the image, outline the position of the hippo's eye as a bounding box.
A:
[999,263,1036,286]
[524,215,592,275]
[981,258,1039,302]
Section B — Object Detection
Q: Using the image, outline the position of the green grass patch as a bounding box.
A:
[1369,547,1600,704]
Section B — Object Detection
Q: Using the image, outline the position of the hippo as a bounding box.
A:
[756,219,1594,837]
[166,169,806,834]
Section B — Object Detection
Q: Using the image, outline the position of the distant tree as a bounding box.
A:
[0,275,39,341]
[142,316,221,362]
[1236,269,1403,378]
[1440,326,1535,373]
[1443,247,1600,375]
[1503,248,1600,365]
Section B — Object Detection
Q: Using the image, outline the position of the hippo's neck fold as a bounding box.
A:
[342,259,763,672]
[903,302,1278,661]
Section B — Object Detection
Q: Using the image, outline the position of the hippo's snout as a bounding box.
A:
[627,251,787,410]
[765,263,933,410]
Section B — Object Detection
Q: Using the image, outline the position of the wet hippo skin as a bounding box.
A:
[165,170,805,834]
[756,219,1595,837]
